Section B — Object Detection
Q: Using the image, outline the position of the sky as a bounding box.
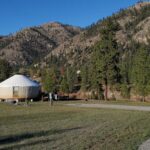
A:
[0,0,147,35]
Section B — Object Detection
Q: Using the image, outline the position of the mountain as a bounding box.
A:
[0,2,150,67]
[46,1,150,67]
[0,22,81,66]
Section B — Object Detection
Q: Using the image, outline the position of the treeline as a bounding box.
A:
[41,17,150,101]
[81,18,150,101]
[41,66,79,94]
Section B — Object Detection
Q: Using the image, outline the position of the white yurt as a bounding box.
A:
[0,75,40,100]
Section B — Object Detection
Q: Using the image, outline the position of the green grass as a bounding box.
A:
[0,101,150,150]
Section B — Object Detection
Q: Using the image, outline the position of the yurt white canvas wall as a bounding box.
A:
[0,75,40,100]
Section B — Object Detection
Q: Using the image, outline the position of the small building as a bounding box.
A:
[0,75,40,100]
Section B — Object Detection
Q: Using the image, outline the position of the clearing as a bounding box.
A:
[0,101,150,150]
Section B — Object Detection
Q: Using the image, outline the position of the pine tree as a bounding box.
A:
[88,55,104,100]
[42,68,56,93]
[120,51,132,98]
[92,19,120,100]
[81,65,89,91]
[0,59,12,82]
[131,45,150,101]
[60,74,69,94]
[66,67,77,93]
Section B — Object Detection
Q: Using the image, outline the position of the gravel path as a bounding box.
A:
[66,103,150,112]
[138,139,150,150]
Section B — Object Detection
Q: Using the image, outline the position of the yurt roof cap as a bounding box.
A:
[0,75,39,87]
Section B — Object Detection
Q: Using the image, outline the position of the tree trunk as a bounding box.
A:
[111,86,116,101]
[142,96,145,102]
[68,93,69,100]
[105,80,108,101]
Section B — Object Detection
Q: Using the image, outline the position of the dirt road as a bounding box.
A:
[66,103,150,112]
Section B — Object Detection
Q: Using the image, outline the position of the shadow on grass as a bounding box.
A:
[0,138,55,150]
[0,127,82,149]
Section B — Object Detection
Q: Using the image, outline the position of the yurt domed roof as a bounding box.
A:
[0,75,39,87]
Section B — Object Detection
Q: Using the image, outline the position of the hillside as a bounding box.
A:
[0,22,81,66]
[45,1,150,67]
[0,2,150,68]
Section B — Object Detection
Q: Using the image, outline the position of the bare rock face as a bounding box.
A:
[133,17,150,44]
[115,2,150,46]
[133,1,150,10]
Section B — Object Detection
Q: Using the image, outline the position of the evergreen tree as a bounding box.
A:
[60,74,69,94]
[120,51,132,98]
[66,67,77,93]
[92,19,120,100]
[131,45,150,101]
[81,65,89,91]
[42,68,56,93]
[88,57,104,99]
[0,59,12,82]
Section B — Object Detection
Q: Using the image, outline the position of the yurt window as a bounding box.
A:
[13,87,19,97]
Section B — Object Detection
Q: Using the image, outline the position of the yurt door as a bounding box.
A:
[13,86,19,98]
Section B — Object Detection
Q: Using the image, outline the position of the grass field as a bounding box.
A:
[1,101,150,150]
